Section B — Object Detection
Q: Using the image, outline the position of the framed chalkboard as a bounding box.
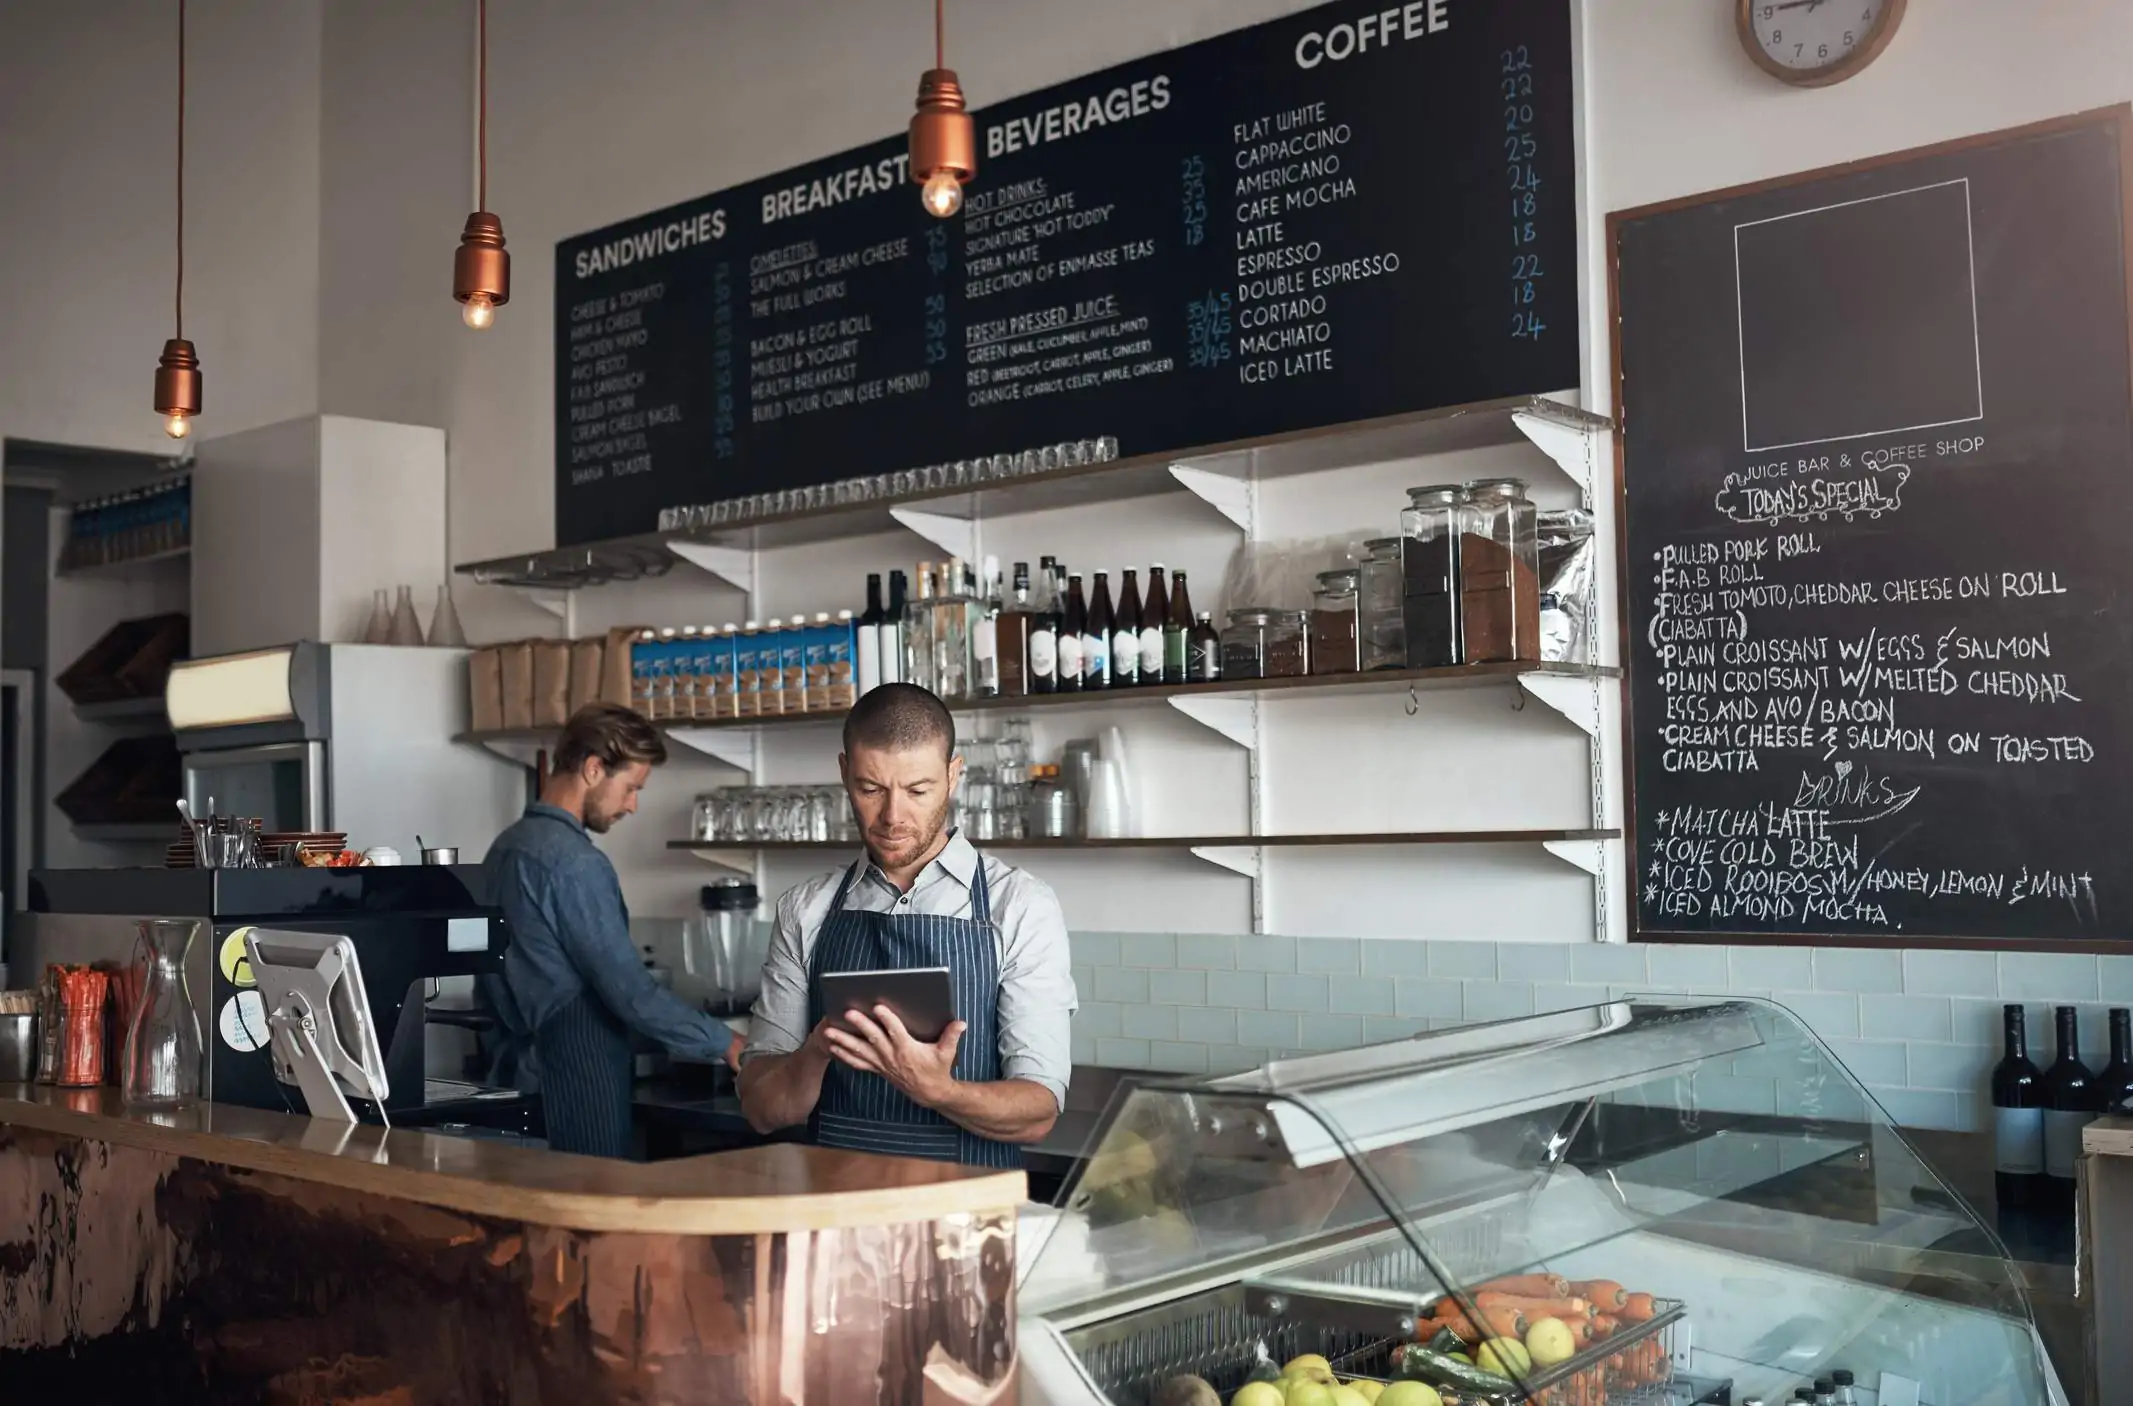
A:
[1612,107,2133,950]
[556,0,1577,545]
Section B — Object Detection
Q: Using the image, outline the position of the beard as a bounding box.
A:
[866,798,951,871]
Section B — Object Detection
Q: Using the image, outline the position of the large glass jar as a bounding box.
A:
[1220,608,1275,679]
[1399,484,1472,668]
[1265,610,1310,677]
[1461,477,1541,662]
[1358,537,1404,670]
[1308,569,1360,675]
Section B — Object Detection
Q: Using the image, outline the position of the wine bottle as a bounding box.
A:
[1140,563,1168,683]
[1029,560,1058,694]
[1163,569,1192,683]
[1084,571,1114,689]
[1992,1003,2045,1209]
[1112,569,1142,687]
[1058,573,1086,692]
[997,561,1032,696]
[2100,1008,2133,1116]
[878,570,907,687]
[856,573,885,696]
[2043,1004,2095,1202]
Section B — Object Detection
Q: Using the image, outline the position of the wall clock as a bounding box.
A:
[1737,0,1906,87]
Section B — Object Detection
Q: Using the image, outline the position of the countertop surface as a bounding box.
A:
[0,1083,1024,1235]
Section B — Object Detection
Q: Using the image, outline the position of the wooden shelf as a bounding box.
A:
[670,830,1618,854]
[454,661,1617,748]
[54,545,190,579]
[455,394,1607,586]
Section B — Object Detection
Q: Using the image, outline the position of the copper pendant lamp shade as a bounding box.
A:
[155,0,199,439]
[909,0,974,217]
[454,0,508,329]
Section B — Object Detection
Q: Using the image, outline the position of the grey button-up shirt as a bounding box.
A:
[743,830,1078,1109]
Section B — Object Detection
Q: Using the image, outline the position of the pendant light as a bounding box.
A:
[453,0,508,330]
[908,0,975,219]
[153,0,201,440]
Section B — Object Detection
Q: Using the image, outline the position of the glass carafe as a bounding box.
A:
[122,918,203,1106]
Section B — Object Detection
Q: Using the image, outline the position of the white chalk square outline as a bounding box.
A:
[1734,177,1985,454]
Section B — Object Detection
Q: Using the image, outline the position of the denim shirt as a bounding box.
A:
[483,803,729,1089]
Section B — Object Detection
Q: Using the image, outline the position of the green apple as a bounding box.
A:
[1377,1382,1443,1406]
[1284,1381,1338,1406]
[1232,1383,1286,1406]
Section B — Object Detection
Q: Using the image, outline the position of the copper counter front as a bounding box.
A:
[0,1090,1021,1403]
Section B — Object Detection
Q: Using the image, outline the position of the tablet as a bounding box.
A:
[819,966,957,1043]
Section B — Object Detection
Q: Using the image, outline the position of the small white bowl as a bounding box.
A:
[363,846,404,867]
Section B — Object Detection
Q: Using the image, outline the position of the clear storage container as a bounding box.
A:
[1265,610,1310,678]
[1462,476,1541,662]
[1220,608,1276,680]
[1400,484,1472,668]
[1309,569,1361,675]
[1358,536,1405,670]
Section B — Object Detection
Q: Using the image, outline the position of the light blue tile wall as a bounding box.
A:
[1069,937,2122,1130]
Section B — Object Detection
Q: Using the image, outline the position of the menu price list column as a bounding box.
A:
[1502,44,1548,344]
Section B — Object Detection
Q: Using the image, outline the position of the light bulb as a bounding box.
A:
[921,169,964,219]
[163,412,192,440]
[461,293,497,330]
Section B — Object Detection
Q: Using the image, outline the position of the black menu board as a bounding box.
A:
[556,0,1575,544]
[1614,108,2133,947]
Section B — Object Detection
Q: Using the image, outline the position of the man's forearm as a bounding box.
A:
[737,1047,831,1133]
[924,1077,1058,1143]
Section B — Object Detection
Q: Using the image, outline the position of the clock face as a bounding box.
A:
[1740,0,1903,85]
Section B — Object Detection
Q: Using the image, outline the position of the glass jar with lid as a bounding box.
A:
[1220,608,1276,679]
[1309,569,1361,674]
[1461,477,1541,662]
[1399,484,1473,669]
[1265,609,1310,678]
[1358,536,1405,670]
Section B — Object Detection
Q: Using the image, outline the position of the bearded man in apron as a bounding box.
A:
[739,684,1076,1166]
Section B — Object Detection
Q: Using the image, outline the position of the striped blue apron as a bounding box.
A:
[806,855,1022,1168]
[533,993,635,1158]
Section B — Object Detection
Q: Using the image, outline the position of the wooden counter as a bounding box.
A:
[0,1085,1024,1403]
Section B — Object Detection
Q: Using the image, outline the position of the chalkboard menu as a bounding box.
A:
[556,0,1575,544]
[1614,108,2133,947]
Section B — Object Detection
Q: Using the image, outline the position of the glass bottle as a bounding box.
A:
[997,561,1033,696]
[1400,484,1471,668]
[932,559,972,699]
[907,564,938,693]
[2043,1004,2095,1204]
[879,570,907,687]
[857,573,885,696]
[1188,610,1221,681]
[1059,573,1087,692]
[1084,571,1115,689]
[1164,570,1193,683]
[971,556,1001,698]
[1140,564,1169,684]
[122,918,203,1106]
[1461,476,1541,662]
[362,588,394,644]
[428,585,468,648]
[1029,557,1058,695]
[2099,1008,2133,1116]
[1111,569,1142,687]
[1993,1002,2045,1208]
[388,584,426,646]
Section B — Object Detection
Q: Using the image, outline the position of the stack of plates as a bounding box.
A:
[165,823,346,868]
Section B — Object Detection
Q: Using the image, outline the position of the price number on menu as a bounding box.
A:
[1185,290,1233,370]
[924,224,950,276]
[1503,44,1546,341]
[1180,154,1209,249]
[923,292,949,366]
[711,262,737,459]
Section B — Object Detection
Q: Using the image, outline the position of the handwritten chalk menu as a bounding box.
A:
[1614,109,2133,946]
[556,0,1574,544]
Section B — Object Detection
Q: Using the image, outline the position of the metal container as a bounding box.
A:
[0,1013,37,1082]
[1027,766,1078,839]
[421,845,460,866]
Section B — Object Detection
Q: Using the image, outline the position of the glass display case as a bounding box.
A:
[1020,999,2062,1406]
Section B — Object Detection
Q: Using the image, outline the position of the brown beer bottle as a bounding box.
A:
[1164,570,1193,683]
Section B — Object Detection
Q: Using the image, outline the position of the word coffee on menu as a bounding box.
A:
[1618,112,2133,944]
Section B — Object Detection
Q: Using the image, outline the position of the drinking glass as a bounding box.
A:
[122,919,203,1106]
[1096,435,1120,461]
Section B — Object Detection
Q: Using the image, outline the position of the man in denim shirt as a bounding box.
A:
[484,704,735,1157]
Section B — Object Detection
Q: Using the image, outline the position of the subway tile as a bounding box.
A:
[1075,1003,1123,1040]
[1237,935,1298,973]
[1094,967,1149,1004]
[1240,1011,1300,1048]
[1123,933,1177,969]
[1766,991,1860,1041]
[1147,1041,1210,1074]
[1904,1042,1991,1093]
[1903,948,1999,996]
[1363,1016,1429,1042]
[1776,1071,1870,1123]
[1949,997,2012,1048]
[1570,942,1648,984]
[1503,943,1574,982]
[1729,945,1814,990]
[2103,956,2133,1003]
[1866,1086,1963,1131]
[1464,982,1535,1022]
[1858,994,1953,1042]
[1149,969,1208,1006]
[1070,1033,1096,1065]
[1948,1091,1986,1134]
[1822,1038,1909,1087]
[1297,937,1362,975]
[1361,939,1433,978]
[1394,976,1465,1018]
[1329,975,1396,1016]
[1998,952,2099,1002]
[1814,948,1904,994]
[1071,964,1095,999]
[1121,1004,1179,1041]
[1268,975,1332,1013]
[1299,1014,1365,1051]
[1095,1037,1152,1068]
[1176,932,1238,970]
[1648,944,1730,990]
[1070,932,1121,968]
[1208,970,1269,1010]
[1429,942,1498,980]
[1177,1006,1238,1045]
[1534,983,1604,1014]
[1204,1044,1270,1072]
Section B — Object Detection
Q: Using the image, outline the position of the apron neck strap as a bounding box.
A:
[827,843,992,922]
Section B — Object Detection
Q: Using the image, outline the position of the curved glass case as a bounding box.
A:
[1020,998,2061,1406]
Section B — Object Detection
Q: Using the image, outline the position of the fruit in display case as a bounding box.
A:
[1344,1381,1386,1403]
[1375,1384,1442,1406]
[1328,1388,1373,1406]
[1283,1380,1338,1406]
[1524,1316,1578,1368]
[1233,1384,1287,1406]
[1157,1375,1221,1406]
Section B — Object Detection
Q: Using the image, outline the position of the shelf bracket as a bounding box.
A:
[472,737,547,770]
[664,726,756,772]
[1168,696,1258,749]
[889,506,979,561]
[523,589,575,635]
[682,848,758,876]
[1167,461,1255,534]
[665,540,756,596]
[1189,844,1261,879]
[1517,673,1601,737]
[1512,407,1603,499]
[1543,837,1609,877]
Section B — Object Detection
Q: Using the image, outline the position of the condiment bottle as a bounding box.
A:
[1813,1379,1834,1406]
[1831,1372,1856,1406]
